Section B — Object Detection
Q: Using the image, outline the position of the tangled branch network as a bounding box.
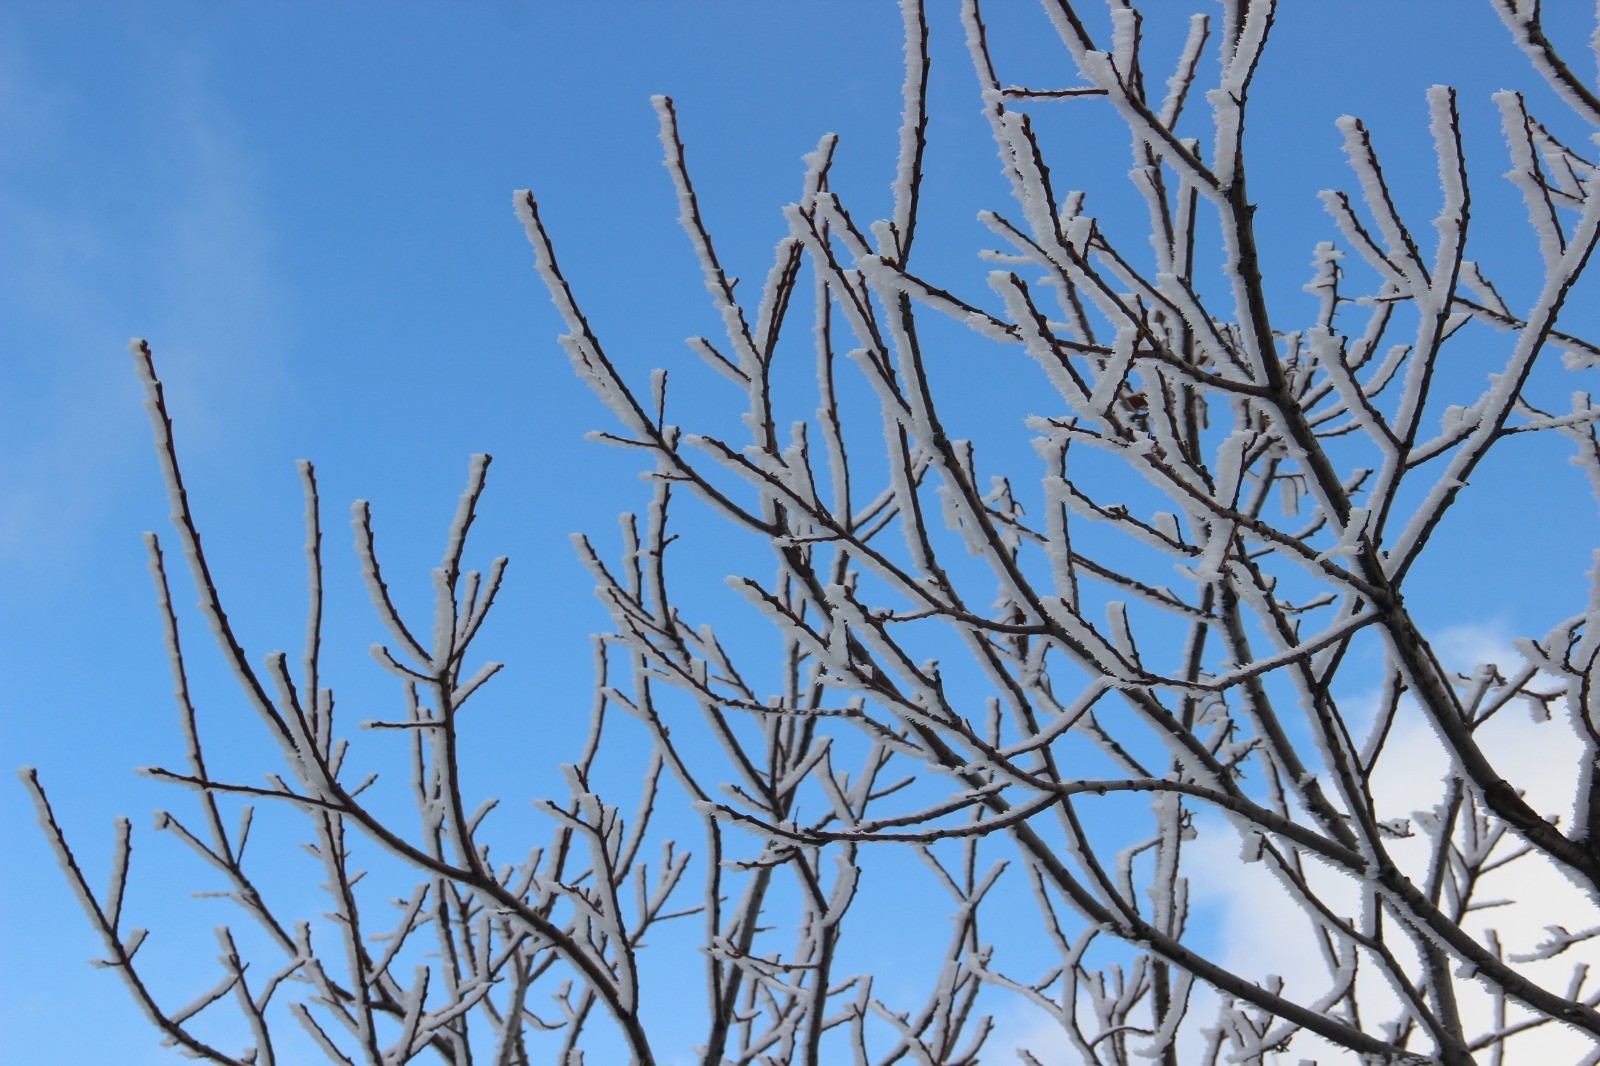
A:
[24,1,1600,1062]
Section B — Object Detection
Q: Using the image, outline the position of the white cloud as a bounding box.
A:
[1184,623,1600,1062]
[986,997,1079,1063]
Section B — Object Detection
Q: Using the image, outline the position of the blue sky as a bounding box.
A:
[5,1,1600,1061]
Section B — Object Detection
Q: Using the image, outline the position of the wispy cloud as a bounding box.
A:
[0,15,286,569]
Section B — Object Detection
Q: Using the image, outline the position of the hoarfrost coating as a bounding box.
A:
[23,1,1600,1064]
